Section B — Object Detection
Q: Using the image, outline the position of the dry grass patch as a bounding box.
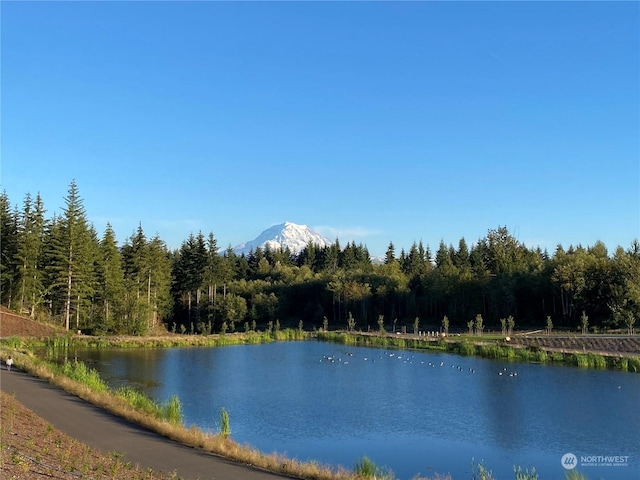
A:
[0,391,178,480]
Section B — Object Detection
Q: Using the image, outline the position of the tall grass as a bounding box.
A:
[564,470,588,480]
[219,407,231,438]
[38,331,297,350]
[112,388,184,424]
[116,387,164,417]
[514,466,538,480]
[618,357,629,371]
[471,459,495,480]
[628,357,640,372]
[352,456,393,479]
[164,395,183,425]
[60,360,109,393]
[4,336,27,349]
[574,353,608,369]
[458,342,477,356]
[530,349,547,363]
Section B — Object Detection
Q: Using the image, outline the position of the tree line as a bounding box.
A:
[2,181,638,336]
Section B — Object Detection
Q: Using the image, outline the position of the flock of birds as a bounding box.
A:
[319,350,519,377]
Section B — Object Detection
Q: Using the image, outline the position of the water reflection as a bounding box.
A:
[67,341,640,480]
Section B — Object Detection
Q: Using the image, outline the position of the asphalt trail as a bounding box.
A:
[0,367,291,480]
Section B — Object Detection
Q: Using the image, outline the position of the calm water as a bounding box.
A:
[73,341,639,479]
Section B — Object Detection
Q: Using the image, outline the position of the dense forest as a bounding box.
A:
[1,181,638,336]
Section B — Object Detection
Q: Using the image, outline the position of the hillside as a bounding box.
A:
[0,307,60,337]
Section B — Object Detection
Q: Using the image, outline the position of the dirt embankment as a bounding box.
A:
[0,307,60,338]
[0,391,171,480]
[511,335,640,357]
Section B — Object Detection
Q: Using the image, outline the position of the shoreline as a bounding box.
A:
[316,330,640,371]
[1,327,638,480]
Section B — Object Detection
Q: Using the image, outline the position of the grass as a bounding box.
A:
[627,356,640,372]
[218,407,231,438]
[60,360,110,393]
[36,328,311,353]
[115,387,183,424]
[513,466,538,480]
[353,456,394,479]
[573,353,608,369]
[164,395,183,425]
[564,471,588,480]
[471,459,495,480]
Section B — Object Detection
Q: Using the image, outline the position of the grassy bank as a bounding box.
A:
[36,328,309,350]
[316,331,640,372]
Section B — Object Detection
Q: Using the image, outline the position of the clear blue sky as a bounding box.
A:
[2,1,638,257]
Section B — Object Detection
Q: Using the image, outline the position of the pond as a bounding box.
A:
[71,341,640,479]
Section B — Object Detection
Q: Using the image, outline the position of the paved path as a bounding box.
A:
[0,367,291,480]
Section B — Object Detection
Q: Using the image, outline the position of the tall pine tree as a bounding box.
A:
[0,192,19,308]
[46,181,94,330]
[96,223,126,333]
[16,193,47,318]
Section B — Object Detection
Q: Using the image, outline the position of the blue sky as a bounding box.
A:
[2,1,638,257]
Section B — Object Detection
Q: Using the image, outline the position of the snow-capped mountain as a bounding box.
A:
[233,222,332,256]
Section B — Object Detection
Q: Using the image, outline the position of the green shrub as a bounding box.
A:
[164,395,183,425]
[61,361,108,392]
[459,342,476,356]
[628,357,640,373]
[574,354,589,368]
[353,456,393,479]
[219,407,231,438]
[116,387,163,417]
[590,354,606,369]
[353,456,377,478]
[530,348,547,363]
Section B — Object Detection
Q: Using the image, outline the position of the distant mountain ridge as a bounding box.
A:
[233,222,332,255]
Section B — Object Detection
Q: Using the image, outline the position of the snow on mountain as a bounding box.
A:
[233,222,332,256]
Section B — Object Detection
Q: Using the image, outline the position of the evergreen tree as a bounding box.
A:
[202,232,221,328]
[46,180,95,330]
[299,241,317,270]
[147,234,173,330]
[319,240,340,273]
[340,242,358,270]
[121,224,151,334]
[172,232,209,327]
[454,238,471,273]
[0,192,19,307]
[96,223,126,333]
[403,242,425,278]
[384,242,396,265]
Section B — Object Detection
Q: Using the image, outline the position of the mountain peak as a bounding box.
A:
[233,222,331,255]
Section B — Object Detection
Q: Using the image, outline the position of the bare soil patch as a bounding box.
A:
[512,335,640,357]
[0,391,173,480]
[0,307,60,338]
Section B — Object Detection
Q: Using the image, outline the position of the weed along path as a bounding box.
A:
[0,369,291,480]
